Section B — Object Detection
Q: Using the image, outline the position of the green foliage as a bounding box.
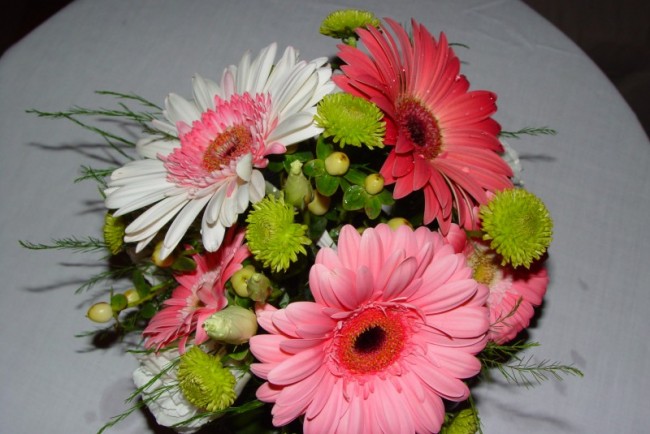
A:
[500,126,557,139]
[479,341,584,387]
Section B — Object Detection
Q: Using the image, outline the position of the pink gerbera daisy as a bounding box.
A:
[445,224,548,344]
[334,19,513,233]
[105,44,334,258]
[143,226,249,353]
[250,224,488,433]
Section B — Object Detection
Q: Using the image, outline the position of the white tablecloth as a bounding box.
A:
[1,0,648,433]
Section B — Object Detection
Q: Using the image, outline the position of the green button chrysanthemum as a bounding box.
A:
[315,93,385,149]
[177,346,236,412]
[480,188,553,268]
[103,212,125,255]
[441,408,480,434]
[245,195,311,273]
[320,9,380,41]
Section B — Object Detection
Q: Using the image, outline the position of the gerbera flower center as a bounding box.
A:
[469,248,499,286]
[396,97,442,159]
[335,307,406,375]
[202,124,253,172]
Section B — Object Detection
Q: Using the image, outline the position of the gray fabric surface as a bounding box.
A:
[1,0,648,433]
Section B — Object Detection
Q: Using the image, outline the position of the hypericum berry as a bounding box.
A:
[324,151,350,176]
[247,273,271,303]
[364,173,384,195]
[151,241,175,267]
[230,265,256,298]
[124,289,140,306]
[387,217,413,230]
[87,302,113,323]
[308,191,332,215]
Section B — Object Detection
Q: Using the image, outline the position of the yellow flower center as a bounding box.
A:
[469,248,499,286]
[202,124,253,172]
[396,97,442,159]
[335,307,406,375]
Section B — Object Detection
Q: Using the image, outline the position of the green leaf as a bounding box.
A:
[377,187,395,205]
[140,302,157,319]
[132,270,150,298]
[282,151,313,173]
[172,255,197,272]
[316,173,339,197]
[364,195,383,219]
[303,159,325,177]
[266,160,284,173]
[316,136,334,160]
[343,167,367,185]
[342,185,367,211]
[110,294,128,312]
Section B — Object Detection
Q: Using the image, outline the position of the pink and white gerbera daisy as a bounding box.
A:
[334,18,513,233]
[143,227,249,353]
[445,224,548,344]
[250,224,489,433]
[105,44,334,258]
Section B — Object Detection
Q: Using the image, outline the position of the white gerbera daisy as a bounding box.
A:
[105,44,334,258]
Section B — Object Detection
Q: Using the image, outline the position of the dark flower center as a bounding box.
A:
[353,326,386,354]
[396,97,442,159]
[202,124,253,172]
[336,307,406,375]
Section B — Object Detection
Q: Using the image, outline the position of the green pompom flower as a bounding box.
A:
[315,93,385,149]
[103,212,125,255]
[320,9,380,42]
[480,188,553,268]
[441,408,480,434]
[177,347,236,412]
[246,195,311,272]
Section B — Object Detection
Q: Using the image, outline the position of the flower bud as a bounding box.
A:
[324,151,350,176]
[230,265,255,297]
[247,273,271,302]
[203,306,258,345]
[87,302,113,323]
[284,160,313,209]
[307,191,331,216]
[363,173,384,195]
[151,241,175,267]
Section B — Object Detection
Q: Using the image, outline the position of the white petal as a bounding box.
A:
[162,195,211,257]
[125,194,188,233]
[136,136,179,159]
[263,46,297,94]
[108,171,168,188]
[134,232,157,254]
[235,153,253,181]
[236,50,252,94]
[205,185,227,224]
[273,65,319,117]
[201,219,227,252]
[268,112,321,144]
[164,93,200,125]
[112,186,183,216]
[192,74,219,111]
[105,182,175,210]
[247,43,277,94]
[219,191,239,227]
[110,159,166,181]
[151,119,177,136]
[220,68,236,99]
[235,182,250,212]
[124,197,186,247]
[249,170,265,203]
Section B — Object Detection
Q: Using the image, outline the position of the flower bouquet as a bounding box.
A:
[25,9,582,434]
